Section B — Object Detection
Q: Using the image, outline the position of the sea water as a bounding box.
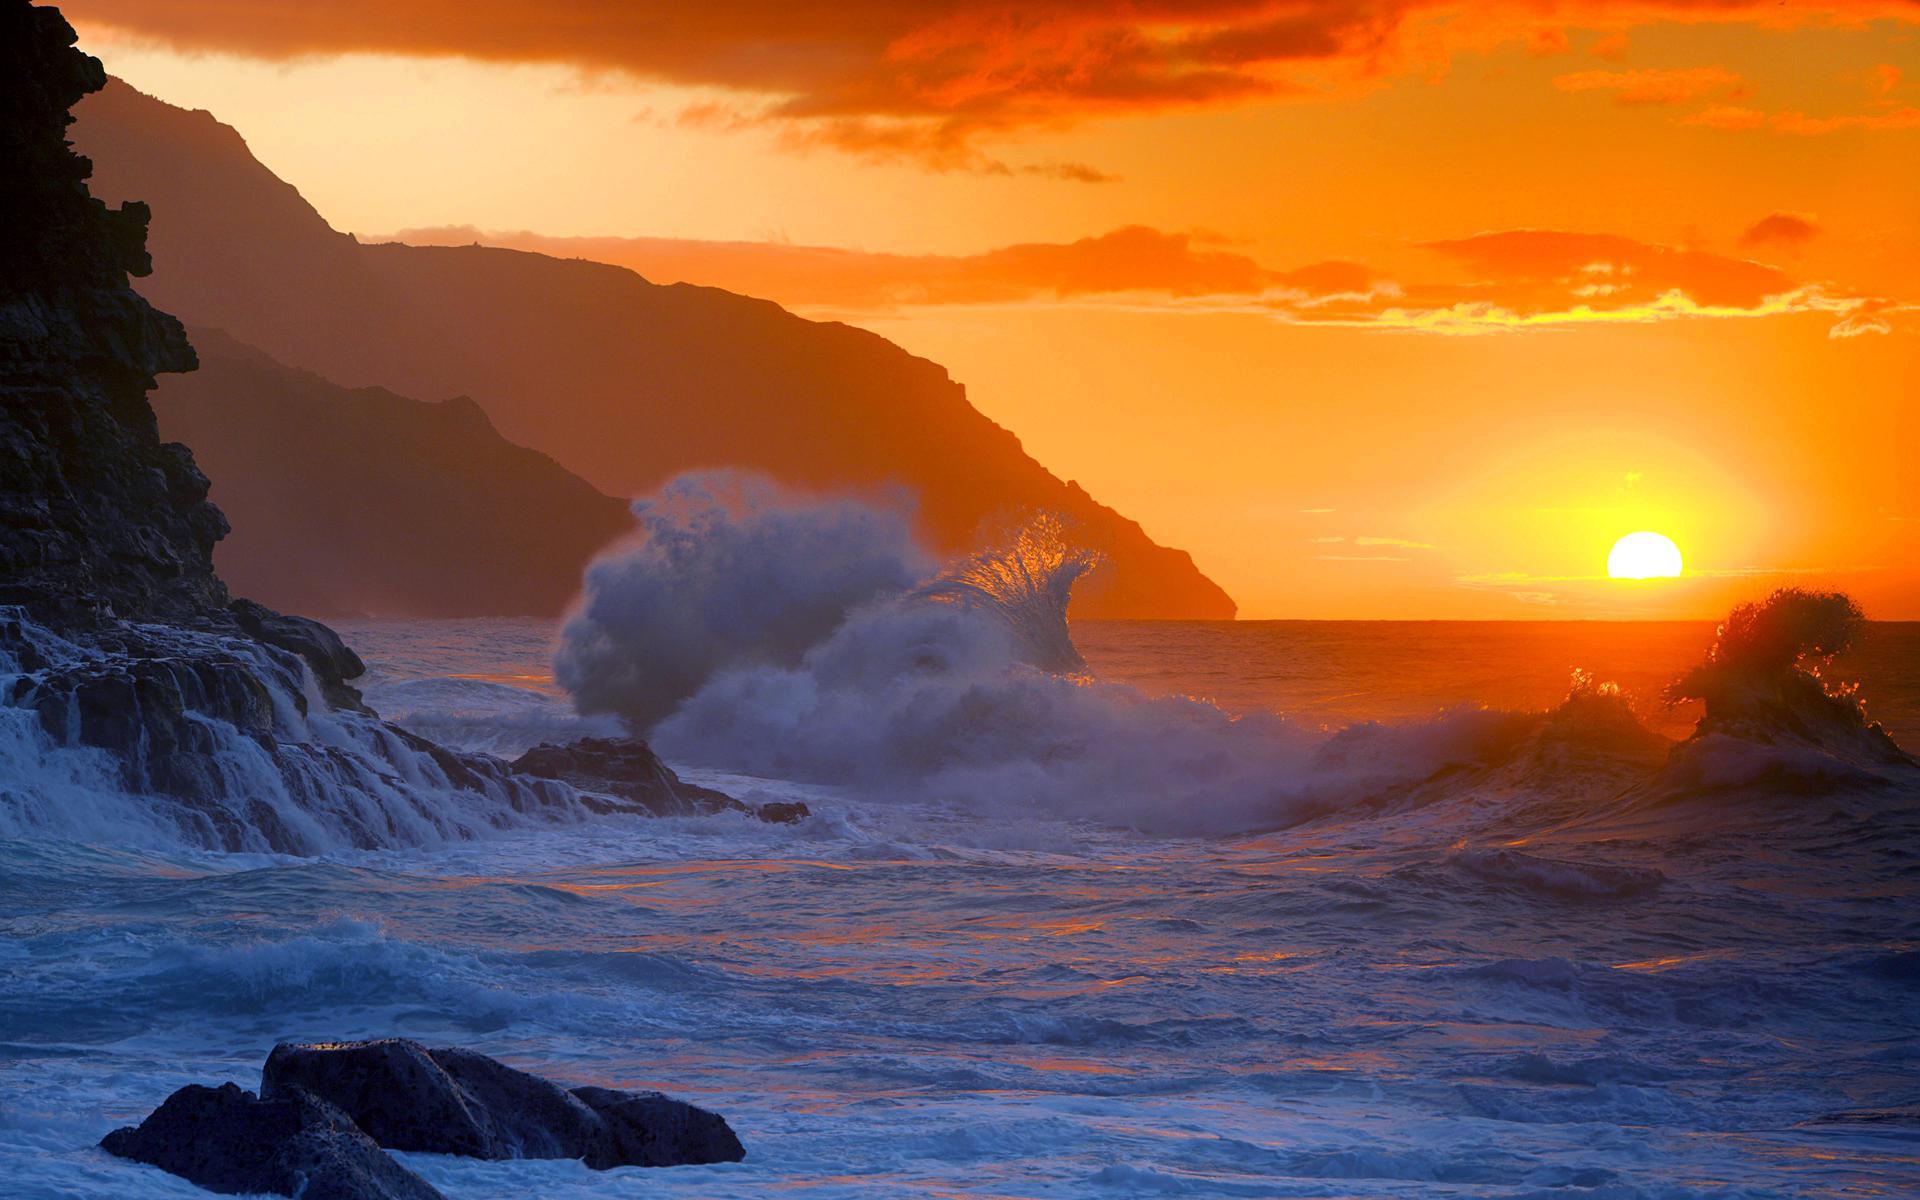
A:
[3,617,1918,1197]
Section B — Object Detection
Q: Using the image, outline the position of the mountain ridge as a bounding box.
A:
[72,78,1235,620]
[154,328,636,617]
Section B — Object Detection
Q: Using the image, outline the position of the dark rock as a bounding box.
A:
[1,1,218,627]
[99,1081,444,1200]
[572,1084,747,1168]
[230,595,367,705]
[755,800,812,825]
[512,736,807,824]
[0,5,608,855]
[263,1039,746,1169]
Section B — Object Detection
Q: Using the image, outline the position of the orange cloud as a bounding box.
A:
[1769,105,1920,134]
[1553,66,1742,105]
[392,225,1281,308]
[1587,32,1631,61]
[390,223,1891,335]
[64,0,1920,168]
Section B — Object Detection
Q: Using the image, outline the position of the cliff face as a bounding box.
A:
[153,330,635,617]
[0,2,712,854]
[71,80,1236,620]
[0,7,223,625]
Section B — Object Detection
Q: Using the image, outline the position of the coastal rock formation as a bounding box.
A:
[73,78,1235,620]
[264,1039,746,1169]
[513,736,810,823]
[0,0,742,855]
[153,329,635,618]
[100,1082,446,1200]
[0,4,219,626]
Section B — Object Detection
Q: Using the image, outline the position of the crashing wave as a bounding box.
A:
[591,483,1657,834]
[555,472,931,730]
[1666,589,1906,766]
[1638,590,1913,804]
[910,512,1099,673]
[0,608,650,855]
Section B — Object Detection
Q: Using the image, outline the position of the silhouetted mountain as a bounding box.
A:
[72,79,1235,620]
[154,329,635,617]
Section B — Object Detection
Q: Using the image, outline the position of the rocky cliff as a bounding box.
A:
[153,329,635,617]
[0,6,221,626]
[71,79,1236,620]
[0,2,744,853]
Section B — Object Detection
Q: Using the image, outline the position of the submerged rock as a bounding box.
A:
[99,1081,444,1200]
[513,736,808,824]
[263,1039,746,1169]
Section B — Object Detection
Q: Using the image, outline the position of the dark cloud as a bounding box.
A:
[1739,212,1820,249]
[66,1,1919,167]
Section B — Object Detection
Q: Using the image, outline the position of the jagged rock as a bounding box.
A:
[230,595,366,704]
[0,4,620,855]
[512,736,808,823]
[571,1085,749,1169]
[99,1081,445,1200]
[1,1,219,627]
[263,1039,746,1169]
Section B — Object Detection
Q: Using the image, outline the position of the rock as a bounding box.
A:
[1,1,219,628]
[99,1081,444,1200]
[0,5,613,855]
[755,800,812,825]
[513,736,808,824]
[263,1039,746,1169]
[572,1084,747,1168]
[230,595,367,705]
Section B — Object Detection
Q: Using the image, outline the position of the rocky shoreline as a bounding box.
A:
[2,11,761,1187]
[0,0,790,854]
[104,1039,745,1198]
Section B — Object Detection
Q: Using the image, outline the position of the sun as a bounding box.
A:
[1607,531,1683,580]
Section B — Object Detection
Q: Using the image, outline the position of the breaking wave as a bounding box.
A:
[556,472,931,729]
[557,476,1742,835]
[0,611,603,855]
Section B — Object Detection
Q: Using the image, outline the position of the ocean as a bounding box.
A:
[3,616,1918,1197]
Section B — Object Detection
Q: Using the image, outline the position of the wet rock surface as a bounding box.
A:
[99,1082,446,1200]
[0,2,704,854]
[264,1039,746,1169]
[513,735,808,823]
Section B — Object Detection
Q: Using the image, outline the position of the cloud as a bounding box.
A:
[1587,32,1631,61]
[1768,105,1920,134]
[1554,67,1742,106]
[390,222,1895,335]
[393,223,1278,308]
[1680,104,1771,130]
[1682,91,1920,134]
[64,0,1920,168]
[1739,212,1820,249]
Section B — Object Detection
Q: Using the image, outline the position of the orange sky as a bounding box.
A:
[65,2,1919,618]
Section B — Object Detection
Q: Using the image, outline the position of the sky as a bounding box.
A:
[65,1,1920,619]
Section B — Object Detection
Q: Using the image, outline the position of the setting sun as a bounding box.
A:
[1608,532,1684,580]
